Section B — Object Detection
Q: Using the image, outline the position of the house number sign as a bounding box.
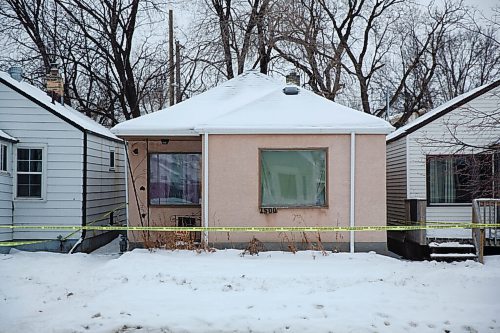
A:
[259,207,278,214]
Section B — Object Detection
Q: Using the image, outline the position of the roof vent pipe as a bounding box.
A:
[8,66,23,81]
[283,86,299,95]
[285,71,300,86]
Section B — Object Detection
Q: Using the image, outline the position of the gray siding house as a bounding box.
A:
[0,71,126,253]
[386,80,500,258]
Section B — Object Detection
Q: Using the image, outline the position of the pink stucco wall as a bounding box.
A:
[125,134,387,250]
[125,137,202,245]
[207,134,387,247]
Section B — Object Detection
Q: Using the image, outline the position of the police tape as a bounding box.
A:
[0,240,51,247]
[0,223,498,233]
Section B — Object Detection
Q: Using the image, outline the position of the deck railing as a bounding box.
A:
[472,199,500,263]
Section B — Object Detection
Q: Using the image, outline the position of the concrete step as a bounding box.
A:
[428,241,477,261]
[428,242,474,249]
[430,253,477,259]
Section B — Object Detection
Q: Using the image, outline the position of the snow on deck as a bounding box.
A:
[1,249,499,332]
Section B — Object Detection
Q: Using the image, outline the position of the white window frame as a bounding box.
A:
[0,143,8,173]
[14,144,47,201]
[109,147,116,171]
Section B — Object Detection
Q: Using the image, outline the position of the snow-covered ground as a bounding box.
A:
[1,242,499,333]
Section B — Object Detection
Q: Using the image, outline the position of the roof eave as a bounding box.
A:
[112,128,199,137]
[386,79,500,144]
[197,126,394,135]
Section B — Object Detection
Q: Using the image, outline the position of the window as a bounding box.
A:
[427,154,493,204]
[17,148,43,198]
[149,153,201,205]
[260,149,327,207]
[0,144,7,172]
[109,148,115,170]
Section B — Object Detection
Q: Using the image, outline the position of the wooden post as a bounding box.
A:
[175,40,181,103]
[169,9,174,106]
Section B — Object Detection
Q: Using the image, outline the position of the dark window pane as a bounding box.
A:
[149,153,201,205]
[30,149,42,161]
[1,145,6,171]
[17,161,29,172]
[30,174,41,186]
[17,185,29,197]
[17,148,29,160]
[30,161,42,172]
[30,185,41,197]
[109,151,115,168]
[17,174,30,185]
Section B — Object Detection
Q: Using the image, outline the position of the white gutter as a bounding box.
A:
[203,132,209,245]
[112,126,394,137]
[196,127,394,135]
[350,132,356,253]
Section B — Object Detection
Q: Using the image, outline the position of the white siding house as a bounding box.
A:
[386,80,500,255]
[0,130,17,243]
[0,71,126,253]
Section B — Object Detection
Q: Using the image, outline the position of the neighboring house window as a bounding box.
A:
[260,149,327,207]
[427,154,493,204]
[109,148,115,170]
[149,153,201,205]
[0,144,7,172]
[17,148,43,198]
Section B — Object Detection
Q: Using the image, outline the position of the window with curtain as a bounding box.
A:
[427,154,493,204]
[261,149,326,207]
[149,153,201,205]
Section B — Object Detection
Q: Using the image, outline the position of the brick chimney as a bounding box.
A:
[46,62,64,104]
[285,71,300,86]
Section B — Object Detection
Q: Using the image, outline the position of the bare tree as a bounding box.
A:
[273,0,345,101]
[0,0,171,125]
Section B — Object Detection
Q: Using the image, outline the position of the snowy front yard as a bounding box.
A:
[1,245,499,333]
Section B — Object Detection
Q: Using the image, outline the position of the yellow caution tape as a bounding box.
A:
[0,240,50,247]
[0,223,498,233]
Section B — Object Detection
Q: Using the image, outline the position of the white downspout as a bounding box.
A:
[124,143,129,230]
[203,132,209,245]
[350,132,356,253]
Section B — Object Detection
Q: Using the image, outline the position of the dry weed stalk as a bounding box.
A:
[241,237,265,256]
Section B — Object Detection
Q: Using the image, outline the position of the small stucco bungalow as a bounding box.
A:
[386,79,500,258]
[0,71,126,253]
[112,71,394,252]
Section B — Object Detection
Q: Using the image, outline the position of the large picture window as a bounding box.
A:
[17,148,43,198]
[260,149,327,207]
[149,153,201,205]
[427,154,493,204]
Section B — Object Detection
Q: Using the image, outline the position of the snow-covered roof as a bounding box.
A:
[112,71,394,136]
[0,129,17,142]
[0,71,120,142]
[387,80,500,142]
